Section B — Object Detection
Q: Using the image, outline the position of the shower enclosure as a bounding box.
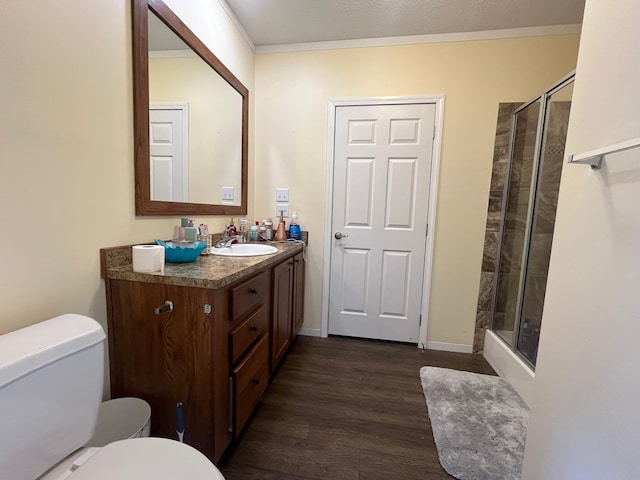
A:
[490,73,574,368]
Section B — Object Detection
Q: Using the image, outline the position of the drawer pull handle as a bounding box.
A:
[154,301,174,315]
[252,378,260,385]
[250,326,258,332]
[248,288,258,295]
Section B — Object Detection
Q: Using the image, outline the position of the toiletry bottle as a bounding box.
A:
[226,217,237,237]
[248,224,259,242]
[184,218,197,242]
[274,210,287,241]
[289,212,302,240]
[184,225,198,242]
[238,218,248,243]
[264,219,273,241]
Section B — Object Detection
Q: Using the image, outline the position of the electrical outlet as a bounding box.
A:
[275,188,289,202]
[276,203,289,219]
[222,186,234,201]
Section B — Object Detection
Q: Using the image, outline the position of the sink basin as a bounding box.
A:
[210,244,278,257]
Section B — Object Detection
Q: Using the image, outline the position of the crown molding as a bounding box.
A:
[217,0,256,52]
[256,24,581,54]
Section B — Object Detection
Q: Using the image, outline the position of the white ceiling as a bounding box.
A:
[224,0,585,47]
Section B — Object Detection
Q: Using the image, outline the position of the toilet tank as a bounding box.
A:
[0,314,106,480]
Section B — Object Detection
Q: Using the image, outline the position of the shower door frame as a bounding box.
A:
[490,71,575,369]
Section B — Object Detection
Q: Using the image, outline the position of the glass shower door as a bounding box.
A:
[490,73,574,367]
[517,81,573,364]
[493,100,541,347]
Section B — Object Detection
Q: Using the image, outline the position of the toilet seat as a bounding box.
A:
[66,438,225,480]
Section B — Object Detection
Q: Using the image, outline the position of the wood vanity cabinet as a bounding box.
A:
[104,245,305,464]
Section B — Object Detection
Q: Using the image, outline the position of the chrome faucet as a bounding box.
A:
[214,236,240,248]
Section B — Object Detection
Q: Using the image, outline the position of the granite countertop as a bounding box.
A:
[105,241,305,290]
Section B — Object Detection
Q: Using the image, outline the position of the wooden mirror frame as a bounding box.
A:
[132,0,249,216]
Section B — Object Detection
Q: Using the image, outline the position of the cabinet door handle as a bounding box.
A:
[154,301,174,315]
[250,325,258,332]
[248,288,258,295]
[252,378,260,385]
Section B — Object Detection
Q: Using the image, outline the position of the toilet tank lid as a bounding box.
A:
[0,314,105,388]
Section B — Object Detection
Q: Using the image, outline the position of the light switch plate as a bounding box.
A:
[276,203,289,219]
[275,188,289,202]
[222,186,234,201]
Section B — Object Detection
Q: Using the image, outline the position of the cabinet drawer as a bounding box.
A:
[233,334,269,434]
[231,271,268,324]
[229,304,268,364]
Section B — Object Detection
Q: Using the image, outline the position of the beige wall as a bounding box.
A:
[522,0,640,477]
[0,0,254,395]
[254,35,580,345]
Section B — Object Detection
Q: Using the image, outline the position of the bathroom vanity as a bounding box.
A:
[101,241,305,462]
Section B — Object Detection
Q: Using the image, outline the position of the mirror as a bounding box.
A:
[132,0,248,216]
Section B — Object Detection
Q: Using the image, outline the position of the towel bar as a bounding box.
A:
[568,136,640,169]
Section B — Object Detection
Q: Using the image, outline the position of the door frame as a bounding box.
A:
[320,96,445,348]
[149,102,189,201]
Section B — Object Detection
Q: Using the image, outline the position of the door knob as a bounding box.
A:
[334,232,349,239]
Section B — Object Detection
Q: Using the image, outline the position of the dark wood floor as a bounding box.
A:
[219,335,496,480]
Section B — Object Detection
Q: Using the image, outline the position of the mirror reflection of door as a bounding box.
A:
[149,104,189,202]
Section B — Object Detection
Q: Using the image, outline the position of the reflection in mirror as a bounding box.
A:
[132,0,248,216]
[147,12,242,205]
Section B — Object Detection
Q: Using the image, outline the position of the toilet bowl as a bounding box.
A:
[0,314,226,480]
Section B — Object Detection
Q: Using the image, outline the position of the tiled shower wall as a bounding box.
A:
[474,103,522,353]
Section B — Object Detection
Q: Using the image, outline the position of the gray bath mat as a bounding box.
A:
[420,367,529,480]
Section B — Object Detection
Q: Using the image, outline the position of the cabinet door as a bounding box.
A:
[107,280,231,462]
[292,252,305,338]
[271,259,293,370]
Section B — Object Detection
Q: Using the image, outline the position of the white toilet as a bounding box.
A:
[0,314,226,480]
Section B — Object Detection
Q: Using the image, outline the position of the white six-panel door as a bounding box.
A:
[328,103,436,343]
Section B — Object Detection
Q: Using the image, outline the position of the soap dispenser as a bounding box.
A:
[289,212,301,240]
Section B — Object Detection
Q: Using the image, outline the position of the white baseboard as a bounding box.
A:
[298,328,321,337]
[425,341,473,354]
